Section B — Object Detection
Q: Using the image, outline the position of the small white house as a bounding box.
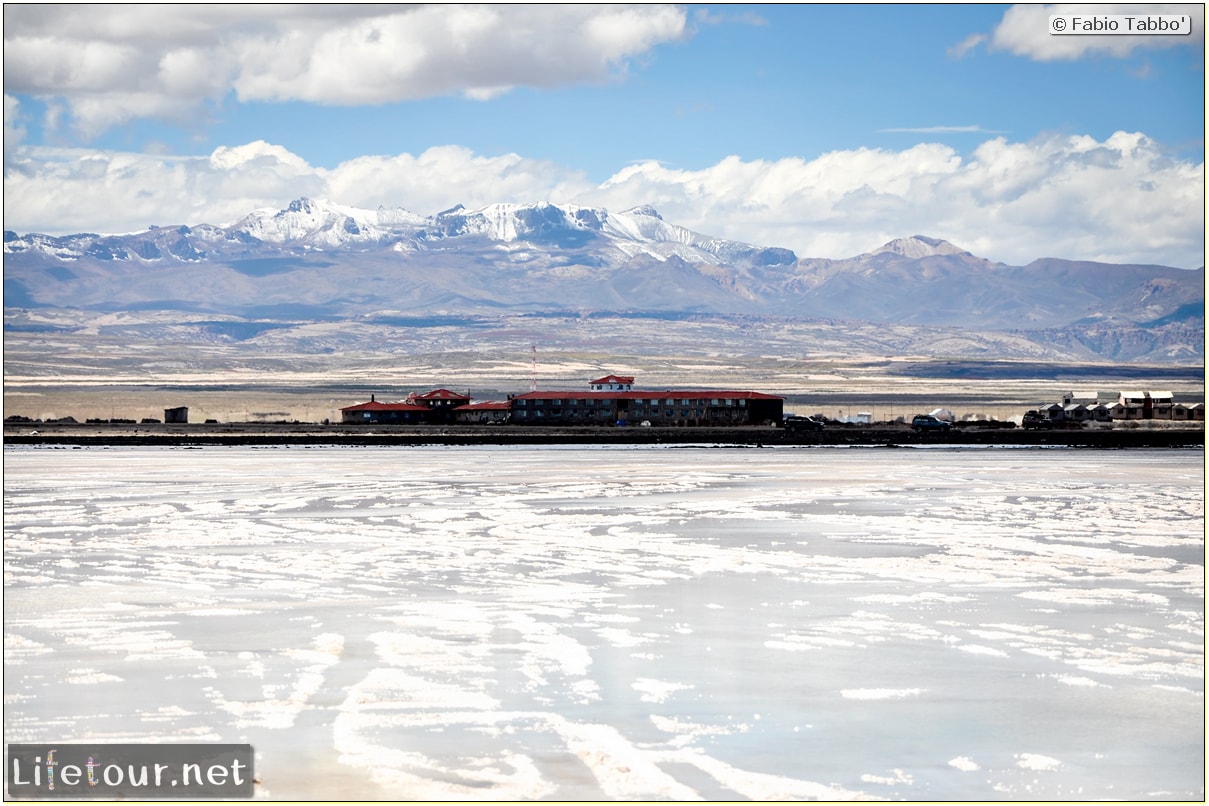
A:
[1063,403,1090,422]
[1040,403,1065,421]
[1150,391,1174,419]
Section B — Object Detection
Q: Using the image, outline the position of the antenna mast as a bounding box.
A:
[530,344,537,392]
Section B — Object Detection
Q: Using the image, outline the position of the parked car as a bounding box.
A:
[1021,410,1052,429]
[1022,411,1083,429]
[783,414,825,432]
[911,414,952,432]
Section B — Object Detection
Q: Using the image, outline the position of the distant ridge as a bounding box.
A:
[871,235,972,259]
[3,198,1202,364]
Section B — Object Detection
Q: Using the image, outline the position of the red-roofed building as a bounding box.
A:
[453,400,512,425]
[510,389,783,427]
[341,375,784,427]
[588,374,634,391]
[405,388,473,424]
[340,395,431,424]
[407,389,472,407]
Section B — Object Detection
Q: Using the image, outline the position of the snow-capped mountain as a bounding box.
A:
[232,197,430,247]
[3,198,1203,363]
[5,197,798,268]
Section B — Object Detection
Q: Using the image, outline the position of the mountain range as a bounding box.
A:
[4,198,1204,366]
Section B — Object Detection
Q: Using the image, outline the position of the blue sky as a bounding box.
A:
[4,3,1205,266]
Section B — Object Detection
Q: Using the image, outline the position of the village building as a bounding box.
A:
[405,389,473,424]
[164,406,189,424]
[1039,403,1066,422]
[588,375,634,391]
[1169,402,1206,421]
[406,388,472,409]
[1063,402,1091,423]
[1148,391,1175,419]
[453,400,512,425]
[510,374,783,426]
[1032,390,1199,424]
[1118,391,1147,419]
[1063,389,1120,406]
[340,395,431,424]
[1117,391,1175,419]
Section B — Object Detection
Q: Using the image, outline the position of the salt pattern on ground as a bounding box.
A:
[3,445,1203,800]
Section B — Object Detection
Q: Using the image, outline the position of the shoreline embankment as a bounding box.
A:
[4,422,1204,449]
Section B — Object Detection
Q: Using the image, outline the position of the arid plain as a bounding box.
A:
[5,351,1204,428]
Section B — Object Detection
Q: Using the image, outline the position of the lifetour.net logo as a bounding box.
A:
[6,744,254,799]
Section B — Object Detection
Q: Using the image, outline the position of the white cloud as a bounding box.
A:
[324,146,594,214]
[985,3,1204,61]
[3,4,688,138]
[3,141,324,235]
[947,32,988,59]
[3,133,1203,269]
[584,132,1203,267]
[5,93,26,147]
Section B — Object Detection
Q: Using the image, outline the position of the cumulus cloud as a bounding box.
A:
[4,141,323,235]
[1,140,590,236]
[583,132,1203,267]
[3,133,1203,269]
[2,4,688,138]
[324,146,595,213]
[975,3,1204,61]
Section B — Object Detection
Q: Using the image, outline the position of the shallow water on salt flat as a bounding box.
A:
[4,444,1204,800]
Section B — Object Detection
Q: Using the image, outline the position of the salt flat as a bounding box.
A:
[3,444,1204,800]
